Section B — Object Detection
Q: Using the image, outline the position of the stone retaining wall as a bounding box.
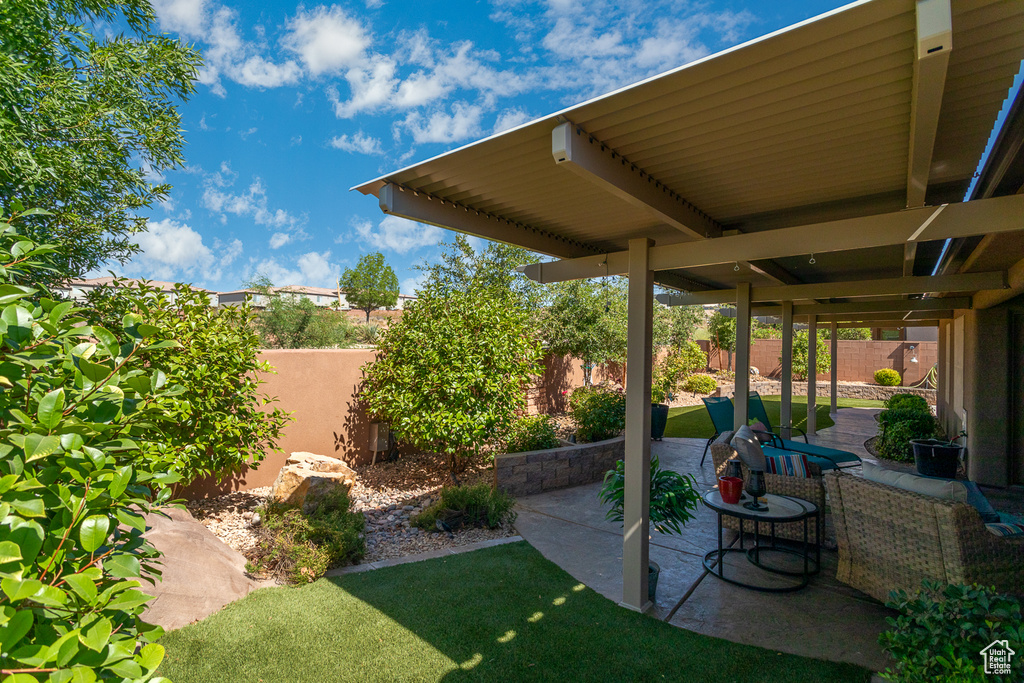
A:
[494,436,624,497]
[718,380,937,404]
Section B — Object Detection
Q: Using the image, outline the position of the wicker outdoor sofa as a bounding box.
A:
[710,430,831,547]
[825,470,1024,602]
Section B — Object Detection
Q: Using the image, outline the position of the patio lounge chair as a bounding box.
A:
[700,396,734,466]
[748,391,861,470]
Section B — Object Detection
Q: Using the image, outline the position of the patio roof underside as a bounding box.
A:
[354,0,1024,319]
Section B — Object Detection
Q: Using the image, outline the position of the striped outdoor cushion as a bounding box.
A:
[763,452,811,478]
[985,522,1024,538]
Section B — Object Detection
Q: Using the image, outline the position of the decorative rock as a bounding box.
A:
[251,512,261,526]
[272,452,357,514]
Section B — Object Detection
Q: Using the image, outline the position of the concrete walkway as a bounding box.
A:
[514,408,893,672]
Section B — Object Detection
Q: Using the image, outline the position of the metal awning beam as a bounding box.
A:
[520,194,1024,284]
[379,183,597,259]
[552,122,721,240]
[811,310,954,323]
[657,272,1004,306]
[907,0,952,208]
[749,296,970,317]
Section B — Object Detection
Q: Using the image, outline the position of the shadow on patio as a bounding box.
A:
[513,407,894,672]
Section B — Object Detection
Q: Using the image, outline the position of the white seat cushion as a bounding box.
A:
[861,461,968,503]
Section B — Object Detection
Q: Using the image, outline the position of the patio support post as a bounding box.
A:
[734,282,751,429]
[830,322,839,416]
[807,314,817,436]
[780,301,794,439]
[621,238,654,613]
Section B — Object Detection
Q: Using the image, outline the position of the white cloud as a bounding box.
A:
[122,218,239,283]
[250,251,341,287]
[198,114,212,131]
[399,102,484,144]
[328,131,383,154]
[400,273,425,296]
[329,57,399,118]
[493,107,533,134]
[354,215,444,253]
[283,6,370,76]
[269,232,291,249]
[239,126,257,139]
[151,0,208,36]
[202,163,303,229]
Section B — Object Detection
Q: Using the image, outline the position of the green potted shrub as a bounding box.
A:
[598,456,701,602]
[651,369,671,441]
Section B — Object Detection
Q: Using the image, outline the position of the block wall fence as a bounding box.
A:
[183,340,935,497]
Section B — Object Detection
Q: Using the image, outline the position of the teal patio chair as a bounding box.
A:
[700,396,736,467]
[748,391,862,469]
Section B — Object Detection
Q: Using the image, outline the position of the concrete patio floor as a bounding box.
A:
[514,407,894,672]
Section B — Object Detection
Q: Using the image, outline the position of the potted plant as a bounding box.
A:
[911,431,966,479]
[598,455,701,602]
[650,367,672,441]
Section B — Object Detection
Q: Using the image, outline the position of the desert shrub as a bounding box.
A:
[682,373,718,394]
[353,322,383,345]
[253,294,354,349]
[790,330,830,380]
[569,385,626,443]
[361,284,542,475]
[885,393,929,413]
[250,489,365,584]
[0,213,194,679]
[877,408,937,461]
[412,483,516,530]
[504,415,559,453]
[880,581,1022,683]
[875,368,902,386]
[86,279,289,484]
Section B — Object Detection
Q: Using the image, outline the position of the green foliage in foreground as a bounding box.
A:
[568,385,625,443]
[411,483,516,531]
[361,284,542,475]
[158,542,870,683]
[249,490,365,585]
[503,415,559,454]
[664,396,886,439]
[0,215,181,680]
[880,582,1022,683]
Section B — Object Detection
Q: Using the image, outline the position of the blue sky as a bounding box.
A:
[116,0,848,294]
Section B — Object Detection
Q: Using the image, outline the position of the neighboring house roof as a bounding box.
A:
[64,277,208,293]
[273,285,339,297]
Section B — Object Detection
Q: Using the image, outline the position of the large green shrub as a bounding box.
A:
[877,408,937,461]
[361,284,542,475]
[875,368,902,386]
[249,489,365,585]
[503,415,559,453]
[412,483,516,531]
[0,213,186,679]
[569,386,626,443]
[880,581,1022,682]
[885,393,929,413]
[682,373,718,395]
[86,279,289,484]
[790,330,831,380]
[259,296,354,349]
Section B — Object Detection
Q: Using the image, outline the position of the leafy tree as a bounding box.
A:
[340,252,399,322]
[0,0,201,285]
[708,308,737,369]
[0,211,182,679]
[540,278,627,385]
[361,283,543,477]
[789,330,831,380]
[85,279,290,483]
[823,327,871,340]
[416,234,542,309]
[752,321,782,339]
[666,304,705,347]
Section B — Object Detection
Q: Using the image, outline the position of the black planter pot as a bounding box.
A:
[911,439,963,479]
[651,403,669,441]
[649,561,660,602]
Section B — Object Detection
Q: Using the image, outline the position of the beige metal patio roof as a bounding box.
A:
[353,0,1024,308]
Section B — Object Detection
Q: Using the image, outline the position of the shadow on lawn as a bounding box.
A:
[332,542,869,682]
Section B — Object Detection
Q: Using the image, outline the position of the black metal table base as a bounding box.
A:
[702,507,821,593]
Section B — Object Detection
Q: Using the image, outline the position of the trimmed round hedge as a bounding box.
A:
[874,368,902,386]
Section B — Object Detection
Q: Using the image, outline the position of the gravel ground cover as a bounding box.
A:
[185,451,514,577]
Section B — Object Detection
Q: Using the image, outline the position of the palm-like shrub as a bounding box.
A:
[599,456,701,535]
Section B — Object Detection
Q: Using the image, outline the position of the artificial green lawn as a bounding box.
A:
[664,396,884,439]
[159,542,869,682]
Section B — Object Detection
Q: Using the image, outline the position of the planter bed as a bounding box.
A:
[494,436,625,496]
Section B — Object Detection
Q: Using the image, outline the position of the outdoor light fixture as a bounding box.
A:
[909,344,919,363]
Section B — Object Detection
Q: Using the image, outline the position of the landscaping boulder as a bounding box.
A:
[271,452,356,513]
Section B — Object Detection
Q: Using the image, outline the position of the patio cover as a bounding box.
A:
[353,0,1024,612]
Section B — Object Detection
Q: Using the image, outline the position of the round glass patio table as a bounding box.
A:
[701,490,820,592]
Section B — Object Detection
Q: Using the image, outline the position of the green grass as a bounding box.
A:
[664,396,884,439]
[159,542,869,682]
